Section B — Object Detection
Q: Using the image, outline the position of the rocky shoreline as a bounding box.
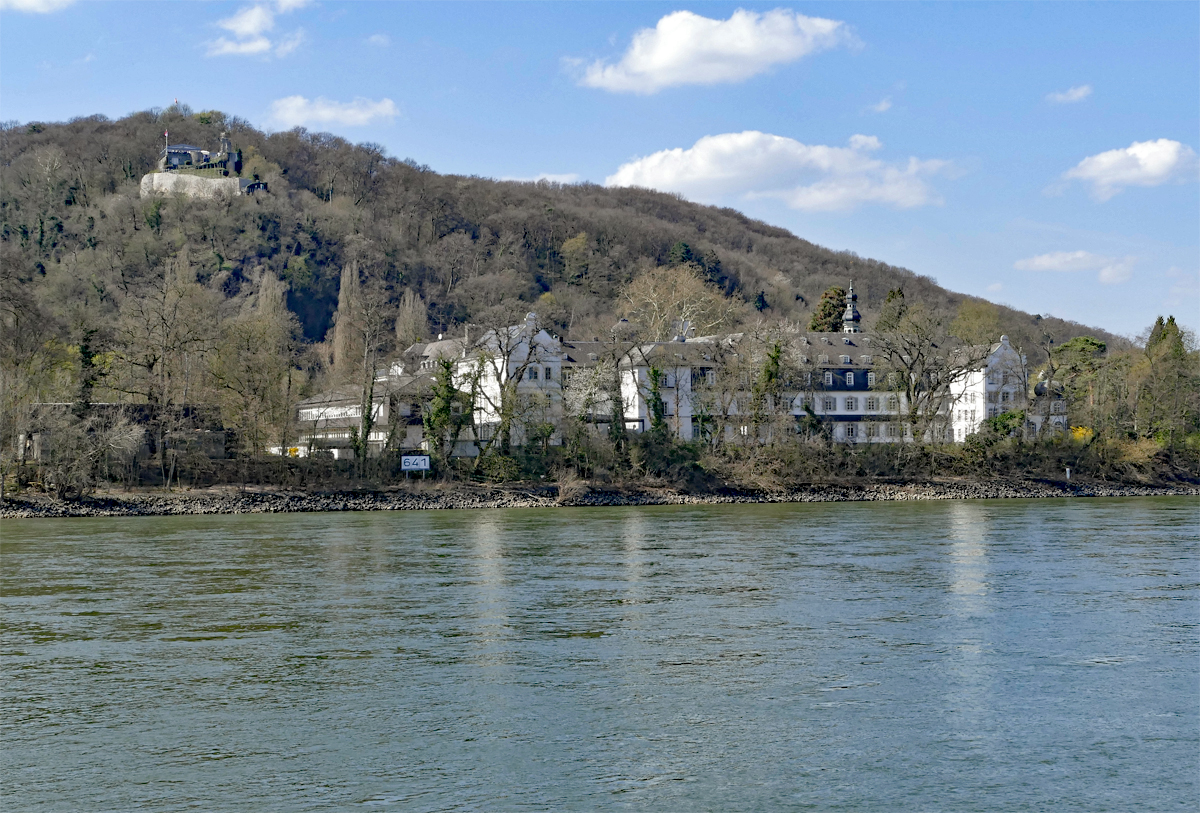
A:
[2,479,1196,519]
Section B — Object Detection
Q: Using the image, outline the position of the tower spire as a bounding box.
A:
[842,281,861,333]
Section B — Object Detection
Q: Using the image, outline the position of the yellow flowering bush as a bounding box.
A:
[1070,426,1094,443]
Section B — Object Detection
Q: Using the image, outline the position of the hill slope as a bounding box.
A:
[1,106,1125,376]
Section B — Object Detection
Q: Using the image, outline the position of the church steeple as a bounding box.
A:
[842,281,862,333]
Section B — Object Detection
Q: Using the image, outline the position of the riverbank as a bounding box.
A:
[2,478,1196,518]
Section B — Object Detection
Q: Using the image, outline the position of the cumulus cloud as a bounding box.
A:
[1046,84,1092,103]
[1060,139,1199,201]
[269,96,399,128]
[869,97,892,113]
[0,0,75,11]
[1014,250,1135,284]
[986,283,1003,293]
[206,2,306,58]
[580,9,852,94]
[605,131,950,212]
[367,33,390,47]
[208,36,272,57]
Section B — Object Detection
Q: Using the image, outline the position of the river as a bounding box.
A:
[2,497,1197,811]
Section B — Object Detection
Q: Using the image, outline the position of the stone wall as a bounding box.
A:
[139,172,254,199]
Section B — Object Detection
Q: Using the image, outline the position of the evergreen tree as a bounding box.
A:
[809,286,846,332]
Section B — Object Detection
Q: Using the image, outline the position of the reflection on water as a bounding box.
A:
[2,497,1197,812]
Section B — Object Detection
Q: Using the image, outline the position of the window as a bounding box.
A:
[824,371,833,387]
[823,397,837,411]
[887,395,899,411]
[988,406,996,418]
[862,355,873,365]
[867,423,880,438]
[845,423,857,439]
[867,372,876,387]
[819,354,830,363]
[799,355,809,364]
[845,396,857,411]
[886,422,898,437]
[987,391,998,404]
[527,367,539,380]
[840,354,852,364]
[544,366,553,381]
[1001,391,1010,403]
[865,397,879,411]
[846,372,855,387]
[739,425,749,436]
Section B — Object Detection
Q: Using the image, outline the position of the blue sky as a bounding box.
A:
[2,1,1196,338]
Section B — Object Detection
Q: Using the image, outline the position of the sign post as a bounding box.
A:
[401,454,431,480]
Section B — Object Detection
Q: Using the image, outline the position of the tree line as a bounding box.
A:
[1,104,1195,497]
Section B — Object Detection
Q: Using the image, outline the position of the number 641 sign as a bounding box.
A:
[401,455,430,471]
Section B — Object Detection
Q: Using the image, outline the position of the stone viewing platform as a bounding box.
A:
[139,130,267,198]
[2,479,1196,518]
[139,172,264,199]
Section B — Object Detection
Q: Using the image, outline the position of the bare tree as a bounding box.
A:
[872,289,993,442]
[620,262,738,342]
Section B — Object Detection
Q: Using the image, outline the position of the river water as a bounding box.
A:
[2,497,1197,811]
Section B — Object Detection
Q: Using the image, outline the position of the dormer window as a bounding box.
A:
[840,355,852,364]
[861,355,872,365]
[819,354,829,363]
[843,337,852,345]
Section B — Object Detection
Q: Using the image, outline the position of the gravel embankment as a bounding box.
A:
[2,480,1196,519]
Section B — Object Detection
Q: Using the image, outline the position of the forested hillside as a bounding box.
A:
[2,104,1123,351]
[7,104,1192,496]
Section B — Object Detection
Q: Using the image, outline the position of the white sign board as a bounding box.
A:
[401,454,430,471]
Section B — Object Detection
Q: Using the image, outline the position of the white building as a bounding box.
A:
[946,335,1028,442]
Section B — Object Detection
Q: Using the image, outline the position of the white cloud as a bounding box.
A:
[1046,84,1092,104]
[274,29,304,57]
[219,4,274,38]
[869,97,892,113]
[580,9,852,94]
[207,36,272,56]
[502,173,581,184]
[0,0,74,11]
[207,2,306,58]
[1061,139,1199,201]
[1014,250,1135,284]
[269,96,399,128]
[987,283,1003,293]
[605,131,950,212]
[367,33,390,47]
